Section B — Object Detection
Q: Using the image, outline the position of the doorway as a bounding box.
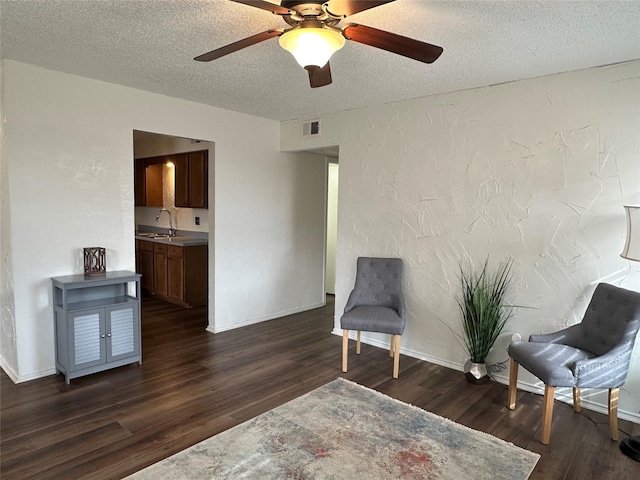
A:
[132,130,212,318]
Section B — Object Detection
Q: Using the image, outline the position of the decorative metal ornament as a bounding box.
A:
[83,247,106,277]
[464,360,489,384]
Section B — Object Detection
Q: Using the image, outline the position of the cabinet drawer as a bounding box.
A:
[168,245,183,259]
[138,240,154,252]
[154,243,168,255]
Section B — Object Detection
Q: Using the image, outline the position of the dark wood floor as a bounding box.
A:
[1,296,639,479]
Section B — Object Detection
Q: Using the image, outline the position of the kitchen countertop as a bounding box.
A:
[135,233,208,247]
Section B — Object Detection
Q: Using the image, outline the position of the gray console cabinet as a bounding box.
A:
[52,271,142,384]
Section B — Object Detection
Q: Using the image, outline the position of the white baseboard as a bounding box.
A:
[0,355,19,383]
[332,328,462,371]
[331,329,640,424]
[0,355,56,383]
[209,301,326,334]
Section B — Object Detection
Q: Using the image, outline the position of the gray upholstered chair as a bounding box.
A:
[507,283,640,445]
[341,257,406,378]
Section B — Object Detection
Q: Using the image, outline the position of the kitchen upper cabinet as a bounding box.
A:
[145,164,163,206]
[174,151,208,209]
[134,159,146,206]
[135,150,208,209]
[134,157,164,207]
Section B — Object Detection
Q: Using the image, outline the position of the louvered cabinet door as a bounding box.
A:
[69,310,106,371]
[106,304,141,362]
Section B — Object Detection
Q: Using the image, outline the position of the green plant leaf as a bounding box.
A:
[455,257,515,364]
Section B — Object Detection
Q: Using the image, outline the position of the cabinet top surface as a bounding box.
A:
[135,235,208,247]
[52,270,141,285]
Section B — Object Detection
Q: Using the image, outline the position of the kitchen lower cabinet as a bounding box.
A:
[167,245,185,302]
[171,244,207,307]
[135,242,206,308]
[153,243,168,297]
[154,244,209,308]
[52,271,142,384]
[137,240,154,295]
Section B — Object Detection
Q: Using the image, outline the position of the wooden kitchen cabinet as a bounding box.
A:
[135,150,207,209]
[134,159,146,206]
[134,156,165,207]
[153,243,168,297]
[145,164,164,206]
[137,240,155,295]
[136,239,207,308]
[181,244,208,307]
[174,151,208,209]
[167,245,184,302]
[160,244,207,307]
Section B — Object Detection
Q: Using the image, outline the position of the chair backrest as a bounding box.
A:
[345,257,404,313]
[574,283,640,356]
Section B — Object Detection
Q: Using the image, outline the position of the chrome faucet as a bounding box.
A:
[155,209,176,237]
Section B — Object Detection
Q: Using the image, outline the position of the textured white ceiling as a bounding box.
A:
[2,0,640,121]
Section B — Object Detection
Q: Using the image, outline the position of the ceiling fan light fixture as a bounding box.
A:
[279,27,345,69]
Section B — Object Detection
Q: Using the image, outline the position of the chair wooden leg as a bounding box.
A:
[389,334,394,357]
[573,388,581,413]
[609,388,619,441]
[541,385,555,445]
[392,335,401,379]
[342,330,349,373]
[356,331,361,355]
[508,358,518,410]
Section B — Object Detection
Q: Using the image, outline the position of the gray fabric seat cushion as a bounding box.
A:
[508,342,596,387]
[341,305,405,335]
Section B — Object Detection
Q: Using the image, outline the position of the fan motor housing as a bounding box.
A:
[281,1,325,16]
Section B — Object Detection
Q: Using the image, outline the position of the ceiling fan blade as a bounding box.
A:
[326,0,395,17]
[229,0,292,15]
[194,29,284,62]
[343,23,443,64]
[307,62,333,88]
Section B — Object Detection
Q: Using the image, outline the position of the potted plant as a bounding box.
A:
[455,257,515,384]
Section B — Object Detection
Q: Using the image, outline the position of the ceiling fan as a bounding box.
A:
[194,0,443,88]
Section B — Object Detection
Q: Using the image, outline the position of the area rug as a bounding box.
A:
[127,378,539,479]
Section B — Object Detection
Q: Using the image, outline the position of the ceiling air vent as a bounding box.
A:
[302,120,321,137]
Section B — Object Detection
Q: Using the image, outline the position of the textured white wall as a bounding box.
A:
[326,162,339,294]
[281,61,640,421]
[0,58,19,379]
[1,60,326,381]
[211,149,326,332]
